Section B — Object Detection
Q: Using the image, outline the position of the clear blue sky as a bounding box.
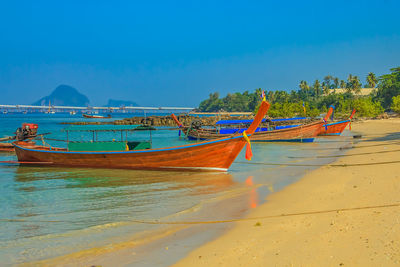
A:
[0,0,399,107]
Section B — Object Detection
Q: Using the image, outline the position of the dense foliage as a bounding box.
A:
[374,67,400,109]
[391,95,400,114]
[198,67,400,118]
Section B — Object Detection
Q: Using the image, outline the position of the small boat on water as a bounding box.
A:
[44,100,56,114]
[171,108,333,143]
[318,107,356,136]
[0,123,40,152]
[13,101,270,171]
[83,114,112,119]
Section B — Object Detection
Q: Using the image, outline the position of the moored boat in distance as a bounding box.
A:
[171,109,333,143]
[0,123,40,152]
[44,100,56,114]
[13,101,271,171]
[83,114,112,119]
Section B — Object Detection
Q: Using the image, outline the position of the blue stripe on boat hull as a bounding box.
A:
[320,133,341,136]
[13,135,246,154]
[253,138,315,143]
[188,136,315,143]
[326,120,350,126]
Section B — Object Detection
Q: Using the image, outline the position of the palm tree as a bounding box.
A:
[267,91,276,103]
[323,75,332,89]
[366,72,377,88]
[346,74,353,94]
[340,80,346,89]
[346,74,361,95]
[304,82,310,99]
[352,76,362,94]
[299,80,310,99]
[299,80,306,90]
[255,88,263,99]
[313,79,321,98]
[333,77,339,88]
[322,82,329,95]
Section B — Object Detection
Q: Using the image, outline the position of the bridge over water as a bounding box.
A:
[0,104,195,113]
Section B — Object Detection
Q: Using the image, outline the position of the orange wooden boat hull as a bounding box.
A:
[318,120,350,135]
[251,121,323,142]
[318,109,355,136]
[14,102,270,171]
[14,136,247,171]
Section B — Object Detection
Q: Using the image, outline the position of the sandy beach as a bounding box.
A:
[173,118,400,266]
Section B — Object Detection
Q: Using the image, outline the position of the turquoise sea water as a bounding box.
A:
[0,113,354,265]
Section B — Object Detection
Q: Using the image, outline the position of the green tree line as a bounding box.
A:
[198,67,400,118]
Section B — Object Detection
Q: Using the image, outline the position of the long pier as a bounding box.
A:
[0,104,195,113]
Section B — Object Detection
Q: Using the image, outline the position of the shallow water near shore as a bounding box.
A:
[0,114,356,265]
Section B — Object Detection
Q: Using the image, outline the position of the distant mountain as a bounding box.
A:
[33,85,90,106]
[105,99,139,107]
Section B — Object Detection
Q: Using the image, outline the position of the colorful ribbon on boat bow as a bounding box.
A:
[243,131,253,161]
[329,105,335,121]
[171,114,183,136]
[260,90,266,102]
[323,119,328,131]
[348,109,356,131]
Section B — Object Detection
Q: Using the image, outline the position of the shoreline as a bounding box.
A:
[173,118,400,266]
[14,118,400,266]
[17,130,352,266]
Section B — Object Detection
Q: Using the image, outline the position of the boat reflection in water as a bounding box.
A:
[14,165,234,191]
[2,165,238,265]
[13,165,235,227]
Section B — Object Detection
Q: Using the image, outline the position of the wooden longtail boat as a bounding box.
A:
[13,101,270,172]
[83,114,112,119]
[318,108,356,136]
[171,108,333,143]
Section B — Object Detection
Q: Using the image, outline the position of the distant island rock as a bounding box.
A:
[33,85,90,106]
[105,99,139,107]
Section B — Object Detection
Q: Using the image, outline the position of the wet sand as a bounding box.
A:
[173,118,400,266]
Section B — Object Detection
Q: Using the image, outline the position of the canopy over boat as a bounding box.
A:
[62,124,157,147]
[62,125,154,132]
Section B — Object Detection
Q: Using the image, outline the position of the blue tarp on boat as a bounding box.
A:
[219,127,269,134]
[216,117,307,125]
[63,125,142,132]
[218,124,300,134]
